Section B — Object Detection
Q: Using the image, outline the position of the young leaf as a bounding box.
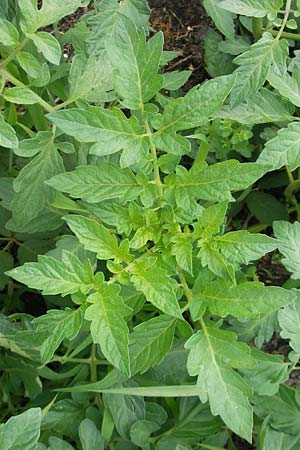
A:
[0,408,41,450]
[47,107,147,166]
[230,35,288,106]
[105,14,163,109]
[10,140,64,228]
[172,161,266,203]
[203,0,235,39]
[0,19,19,47]
[0,120,18,148]
[47,162,144,203]
[130,259,182,319]
[268,65,300,107]
[64,215,129,262]
[194,202,228,240]
[7,250,95,296]
[258,122,300,171]
[85,283,131,376]
[214,230,277,265]
[34,306,86,363]
[279,298,300,353]
[129,315,176,375]
[3,87,40,105]
[274,220,300,278]
[170,233,193,274]
[185,327,255,442]
[219,0,282,17]
[193,278,294,318]
[27,32,61,65]
[79,418,104,450]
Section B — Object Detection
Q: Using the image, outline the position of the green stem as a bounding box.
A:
[276,0,292,40]
[266,29,300,41]
[90,344,104,411]
[0,67,55,113]
[178,270,193,313]
[145,120,164,205]
[252,17,262,40]
[0,37,29,68]
[50,356,109,365]
[285,166,300,220]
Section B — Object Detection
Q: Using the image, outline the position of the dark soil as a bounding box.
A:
[149,0,211,89]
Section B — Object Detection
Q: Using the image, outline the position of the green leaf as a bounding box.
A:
[254,385,300,435]
[10,135,64,228]
[64,214,129,261]
[86,385,210,396]
[274,221,300,279]
[258,122,300,171]
[130,258,182,319]
[214,230,277,265]
[0,18,19,47]
[129,315,176,375]
[19,0,89,32]
[153,75,235,137]
[106,14,163,109]
[246,191,288,225]
[185,327,255,442]
[16,51,50,87]
[0,252,14,290]
[69,52,114,103]
[162,71,191,91]
[172,161,266,203]
[279,298,300,353]
[27,32,61,65]
[204,29,235,78]
[47,107,147,167]
[47,162,143,203]
[34,306,86,363]
[268,65,300,107]
[194,202,228,240]
[3,86,39,104]
[85,283,131,376]
[198,242,235,282]
[0,120,18,148]
[170,233,193,274]
[261,427,300,450]
[87,0,150,53]
[241,348,289,396]
[130,420,160,450]
[47,437,74,450]
[230,35,288,105]
[216,88,294,124]
[0,408,41,450]
[203,0,235,39]
[7,250,95,296]
[79,418,104,450]
[193,278,294,318]
[219,0,282,17]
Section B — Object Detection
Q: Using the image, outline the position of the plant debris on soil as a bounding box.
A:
[149,0,211,89]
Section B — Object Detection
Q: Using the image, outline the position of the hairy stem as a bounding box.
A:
[276,0,292,40]
[145,120,164,204]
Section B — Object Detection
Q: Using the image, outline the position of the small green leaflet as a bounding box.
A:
[85,283,131,376]
[185,327,255,442]
[3,86,40,104]
[274,221,300,278]
[10,134,64,228]
[203,0,235,39]
[219,0,282,17]
[75,385,207,396]
[192,278,295,318]
[129,315,176,375]
[130,258,182,319]
[0,120,18,148]
[27,32,61,65]
[279,298,300,353]
[171,160,267,203]
[0,19,19,47]
[215,88,294,124]
[214,230,277,265]
[258,122,300,171]
[79,418,104,450]
[170,233,193,274]
[0,408,41,450]
[87,0,150,52]
[19,0,89,32]
[230,34,288,106]
[68,52,114,103]
[261,427,300,450]
[33,306,86,363]
[105,14,163,109]
[194,202,228,240]
[47,107,147,167]
[64,215,130,262]
[16,52,50,87]
[7,250,95,296]
[268,65,300,107]
[46,162,144,203]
